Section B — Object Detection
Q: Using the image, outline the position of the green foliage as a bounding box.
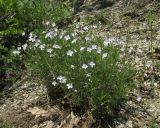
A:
[0,43,23,91]
[0,0,72,35]
[19,23,136,118]
[145,11,155,51]
[149,119,158,128]
[0,0,72,91]
[0,120,12,128]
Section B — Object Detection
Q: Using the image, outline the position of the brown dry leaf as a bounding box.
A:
[27,107,49,118]
[57,112,80,128]
[57,112,95,128]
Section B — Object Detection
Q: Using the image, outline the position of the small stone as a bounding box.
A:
[156,115,160,123]
[32,125,38,128]
[117,124,125,128]
[39,121,54,128]
[126,120,133,128]
[136,95,142,102]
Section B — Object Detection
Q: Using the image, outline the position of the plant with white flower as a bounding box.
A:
[85,37,91,41]
[80,47,85,51]
[71,38,77,44]
[86,73,91,78]
[64,35,70,40]
[24,23,136,119]
[83,26,88,31]
[13,50,21,55]
[103,37,119,47]
[52,81,57,86]
[82,64,88,70]
[47,48,53,53]
[57,76,67,84]
[29,33,36,42]
[102,53,108,58]
[22,32,25,36]
[22,44,28,50]
[67,50,74,56]
[39,44,45,50]
[53,44,62,49]
[34,42,40,47]
[52,22,56,27]
[87,47,92,52]
[71,32,77,37]
[97,47,102,54]
[66,83,73,89]
[45,21,50,25]
[70,65,75,69]
[88,62,95,68]
[17,47,21,50]
[91,45,97,50]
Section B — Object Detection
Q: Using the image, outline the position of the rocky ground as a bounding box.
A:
[0,0,160,127]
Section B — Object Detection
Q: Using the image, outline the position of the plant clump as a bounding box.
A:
[13,22,136,118]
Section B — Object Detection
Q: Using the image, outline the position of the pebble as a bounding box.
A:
[156,115,160,123]
[126,120,133,128]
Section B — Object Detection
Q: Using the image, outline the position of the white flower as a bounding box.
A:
[47,48,52,53]
[92,25,97,28]
[74,49,77,52]
[102,53,108,58]
[66,83,73,89]
[39,44,45,50]
[53,44,61,49]
[86,73,91,77]
[103,37,117,46]
[97,47,102,54]
[50,54,55,57]
[91,45,97,50]
[89,61,95,68]
[137,48,143,53]
[34,42,40,47]
[45,21,50,25]
[57,76,67,83]
[82,64,88,70]
[71,65,75,69]
[104,38,111,46]
[22,44,28,50]
[135,57,140,64]
[80,47,85,51]
[22,32,25,36]
[54,28,58,32]
[71,32,77,37]
[146,61,152,68]
[29,33,36,42]
[17,47,21,50]
[120,47,125,52]
[52,22,56,27]
[74,89,78,92]
[80,30,84,34]
[83,26,88,31]
[67,50,74,56]
[13,50,20,55]
[59,34,63,39]
[45,32,52,38]
[136,95,142,102]
[45,31,57,39]
[128,47,133,54]
[71,38,77,44]
[64,35,70,40]
[85,37,91,41]
[52,81,57,86]
[87,47,92,52]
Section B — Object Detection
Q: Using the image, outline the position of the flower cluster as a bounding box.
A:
[13,21,135,118]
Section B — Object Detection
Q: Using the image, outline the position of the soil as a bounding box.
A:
[0,0,160,127]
